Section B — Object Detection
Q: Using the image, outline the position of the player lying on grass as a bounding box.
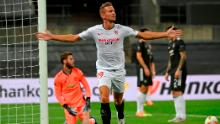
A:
[37,2,182,124]
[54,51,97,124]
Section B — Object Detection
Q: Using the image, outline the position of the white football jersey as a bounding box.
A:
[79,24,138,70]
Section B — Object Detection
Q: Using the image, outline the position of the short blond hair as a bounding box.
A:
[99,2,113,14]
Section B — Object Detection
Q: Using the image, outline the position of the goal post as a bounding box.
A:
[37,0,48,124]
[0,0,48,123]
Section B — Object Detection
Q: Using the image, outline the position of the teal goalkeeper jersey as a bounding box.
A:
[79,24,138,70]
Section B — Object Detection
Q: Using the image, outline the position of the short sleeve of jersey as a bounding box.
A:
[121,25,138,37]
[78,27,94,40]
[178,40,186,52]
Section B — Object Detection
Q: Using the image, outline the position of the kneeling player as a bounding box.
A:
[54,51,97,124]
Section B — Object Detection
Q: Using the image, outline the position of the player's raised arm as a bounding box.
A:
[137,26,182,40]
[36,30,81,43]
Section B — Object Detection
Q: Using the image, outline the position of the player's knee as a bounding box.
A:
[139,86,148,93]
[89,117,97,124]
[172,90,183,97]
[89,119,95,124]
[100,96,109,103]
[114,100,121,105]
[114,98,123,105]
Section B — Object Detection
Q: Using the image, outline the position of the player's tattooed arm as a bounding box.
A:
[177,51,187,71]
[166,58,171,74]
[164,58,171,81]
[174,51,186,79]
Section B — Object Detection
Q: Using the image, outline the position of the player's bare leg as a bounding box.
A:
[114,92,125,124]
[99,86,111,124]
[80,112,97,124]
[81,112,89,124]
[168,91,186,123]
[139,85,148,93]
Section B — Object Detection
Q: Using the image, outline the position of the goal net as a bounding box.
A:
[0,0,42,123]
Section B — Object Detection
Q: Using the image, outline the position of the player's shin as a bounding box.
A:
[115,100,125,119]
[101,103,111,124]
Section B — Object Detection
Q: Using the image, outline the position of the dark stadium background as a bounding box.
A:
[44,0,220,77]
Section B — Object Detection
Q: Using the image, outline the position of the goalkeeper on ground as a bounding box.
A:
[54,51,97,124]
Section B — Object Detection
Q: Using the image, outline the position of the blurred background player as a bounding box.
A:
[36,2,182,124]
[135,28,156,117]
[54,51,97,124]
[164,26,187,123]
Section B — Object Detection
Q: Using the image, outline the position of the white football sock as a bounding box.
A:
[178,95,186,119]
[174,96,180,118]
[174,95,186,119]
[137,91,146,112]
[146,93,151,101]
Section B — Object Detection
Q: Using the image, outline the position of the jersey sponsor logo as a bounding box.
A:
[67,84,75,88]
[0,76,220,103]
[98,38,120,43]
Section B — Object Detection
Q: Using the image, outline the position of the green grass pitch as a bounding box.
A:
[48,100,220,124]
[1,100,219,124]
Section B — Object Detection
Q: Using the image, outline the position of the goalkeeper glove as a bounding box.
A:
[63,104,77,116]
[84,97,91,112]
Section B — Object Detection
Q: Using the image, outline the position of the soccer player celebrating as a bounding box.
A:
[54,51,96,124]
[164,26,187,123]
[135,28,156,117]
[37,2,182,124]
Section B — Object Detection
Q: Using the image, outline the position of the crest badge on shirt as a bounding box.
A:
[67,84,75,88]
[172,43,175,48]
